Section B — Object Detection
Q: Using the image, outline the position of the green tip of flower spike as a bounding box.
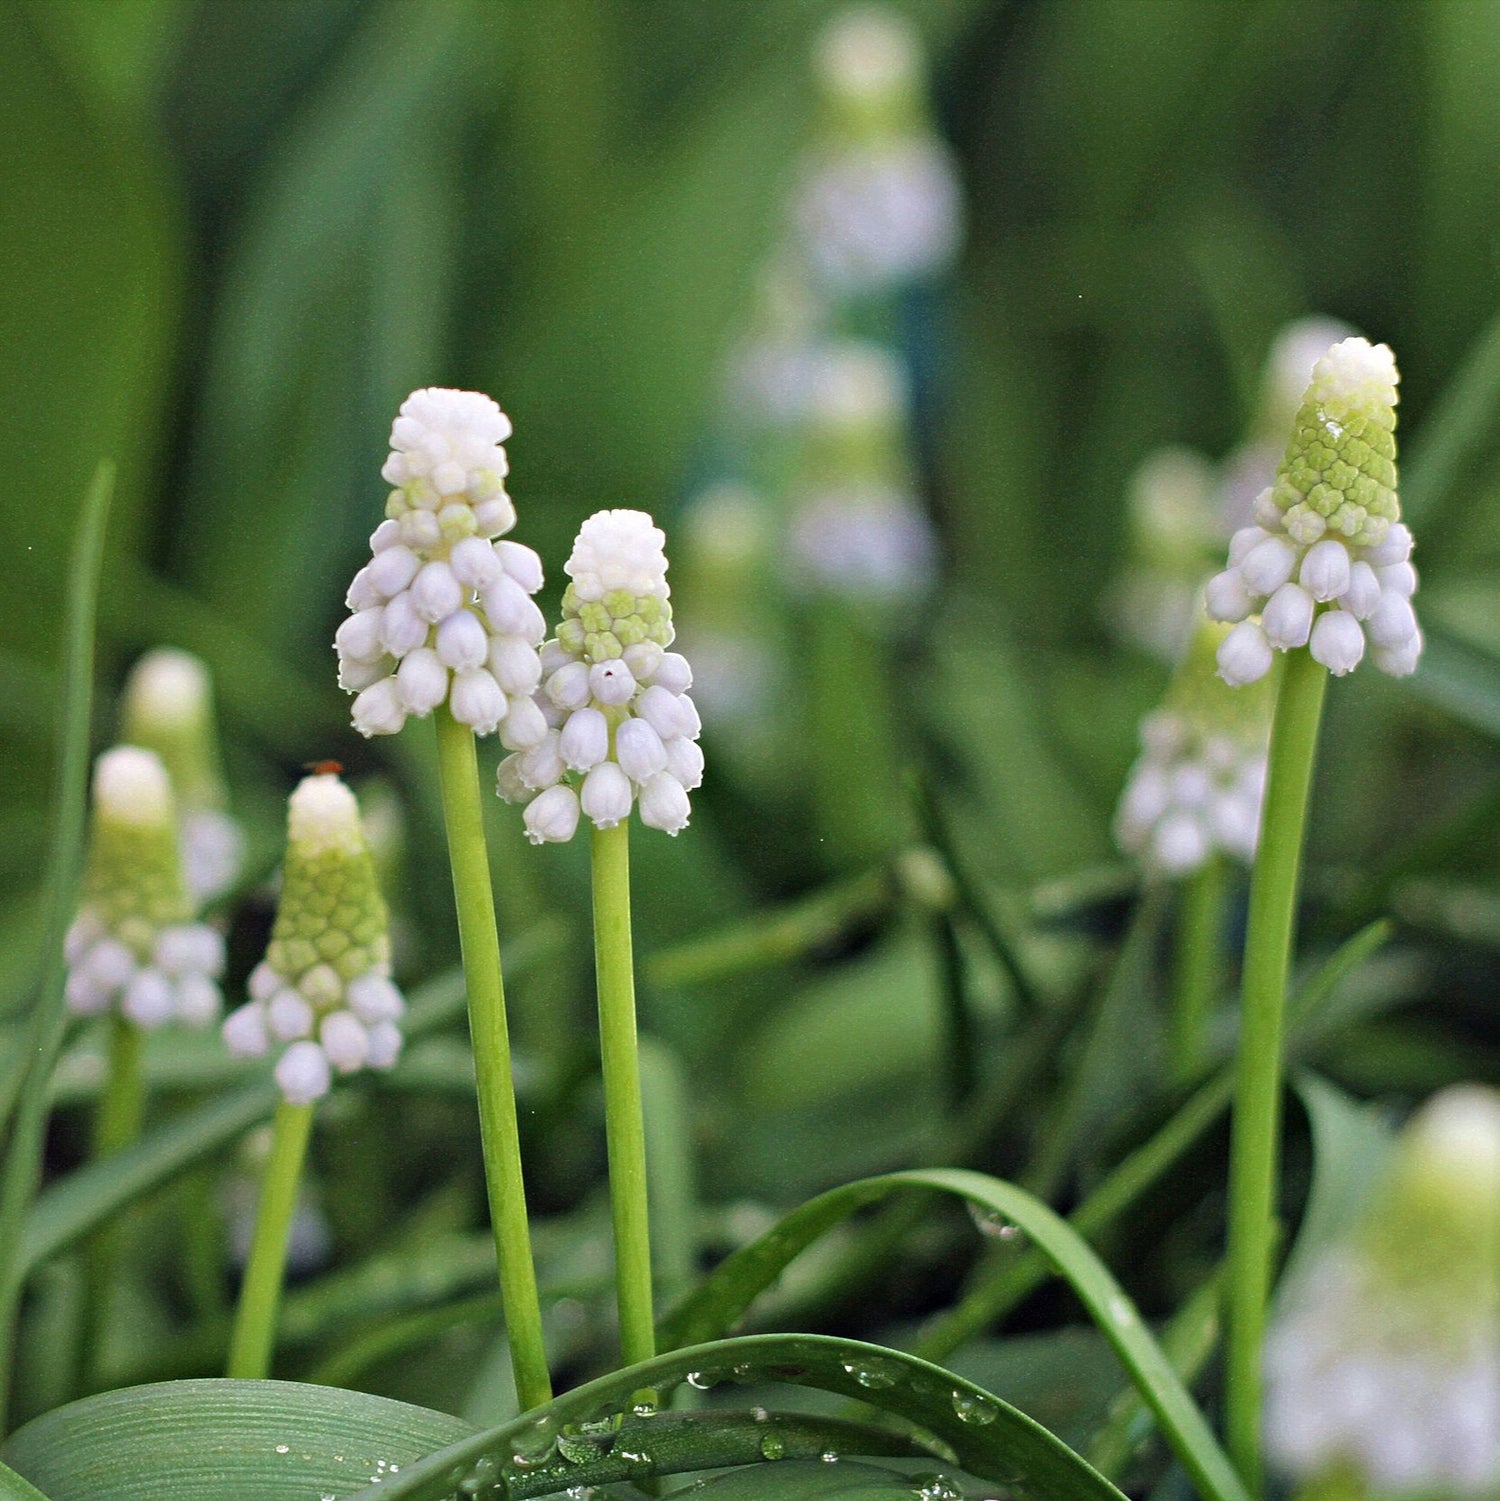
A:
[84,746,193,945]
[1357,1085,1500,1333]
[1268,336,1400,549]
[267,775,390,983]
[121,647,229,810]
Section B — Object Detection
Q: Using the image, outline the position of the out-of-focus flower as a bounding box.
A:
[788,341,938,605]
[1266,1086,1500,1496]
[120,648,243,903]
[497,510,704,841]
[337,388,545,739]
[65,747,224,1028]
[1114,618,1274,875]
[1206,337,1421,684]
[795,7,962,296]
[221,774,403,1105]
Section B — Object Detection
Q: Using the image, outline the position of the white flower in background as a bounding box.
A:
[221,774,404,1105]
[497,510,703,841]
[1114,619,1274,875]
[795,7,962,296]
[121,648,244,903]
[1206,337,1421,684]
[1266,1085,1500,1496]
[789,342,938,601]
[1107,447,1223,662]
[64,747,225,1029]
[337,388,546,738]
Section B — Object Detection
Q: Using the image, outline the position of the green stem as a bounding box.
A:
[432,706,552,1412]
[591,820,655,1370]
[226,1098,314,1378]
[81,1013,144,1384]
[1170,856,1227,1084]
[1224,648,1327,1492]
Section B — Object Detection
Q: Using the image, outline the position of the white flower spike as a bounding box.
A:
[1265,1086,1500,1496]
[1114,619,1274,876]
[337,389,545,739]
[497,510,704,840]
[121,648,244,903]
[64,747,225,1029]
[221,774,404,1104]
[1205,337,1421,684]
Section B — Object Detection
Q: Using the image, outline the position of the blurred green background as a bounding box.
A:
[5,0,1500,1413]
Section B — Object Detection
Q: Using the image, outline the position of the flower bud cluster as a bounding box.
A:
[64,747,225,1029]
[795,8,962,295]
[497,510,704,842]
[122,647,244,903]
[788,343,937,603]
[221,775,403,1105]
[1206,338,1422,684]
[337,388,546,739]
[1266,1086,1500,1496]
[1114,621,1273,875]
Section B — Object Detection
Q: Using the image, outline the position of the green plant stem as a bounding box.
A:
[591,820,656,1371]
[1171,856,1227,1084]
[1224,647,1327,1493]
[81,1014,145,1383]
[432,706,552,1412]
[226,1098,314,1378]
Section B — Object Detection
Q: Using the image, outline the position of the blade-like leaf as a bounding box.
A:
[0,1456,50,1500]
[659,1172,1247,1501]
[0,463,113,1429]
[674,1460,962,1497]
[2,1379,472,1500]
[1401,622,1500,741]
[347,1331,1128,1501]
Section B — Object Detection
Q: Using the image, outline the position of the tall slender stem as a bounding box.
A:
[590,819,656,1369]
[1224,648,1328,1491]
[82,1013,145,1384]
[432,705,552,1411]
[1170,856,1226,1084]
[226,1098,314,1378]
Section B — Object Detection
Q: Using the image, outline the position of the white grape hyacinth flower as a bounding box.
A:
[338,388,545,739]
[121,647,245,903]
[221,774,404,1106]
[1205,337,1421,685]
[497,509,703,841]
[64,747,225,1029]
[1265,1086,1500,1497]
[1114,620,1273,876]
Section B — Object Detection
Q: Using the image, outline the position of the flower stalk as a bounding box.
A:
[1224,644,1327,1490]
[590,819,656,1370]
[225,1098,314,1379]
[434,703,553,1411]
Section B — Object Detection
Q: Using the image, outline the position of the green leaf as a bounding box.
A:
[0,463,113,1428]
[659,1172,1247,1501]
[1400,622,1500,741]
[2,1379,472,1500]
[347,1331,1127,1501]
[674,1460,956,1497]
[0,1456,50,1500]
[1280,1074,1395,1302]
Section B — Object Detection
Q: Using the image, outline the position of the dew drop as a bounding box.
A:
[759,1433,787,1461]
[274,1444,290,1455]
[820,1450,840,1464]
[951,1390,1000,1426]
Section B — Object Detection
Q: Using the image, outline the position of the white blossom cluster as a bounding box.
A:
[497,510,704,842]
[337,388,546,740]
[789,343,938,601]
[795,9,962,295]
[1206,338,1422,685]
[1114,708,1266,875]
[1266,1087,1500,1496]
[64,747,225,1029]
[122,648,244,903]
[222,775,403,1106]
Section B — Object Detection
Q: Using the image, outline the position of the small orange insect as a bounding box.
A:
[302,759,344,776]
